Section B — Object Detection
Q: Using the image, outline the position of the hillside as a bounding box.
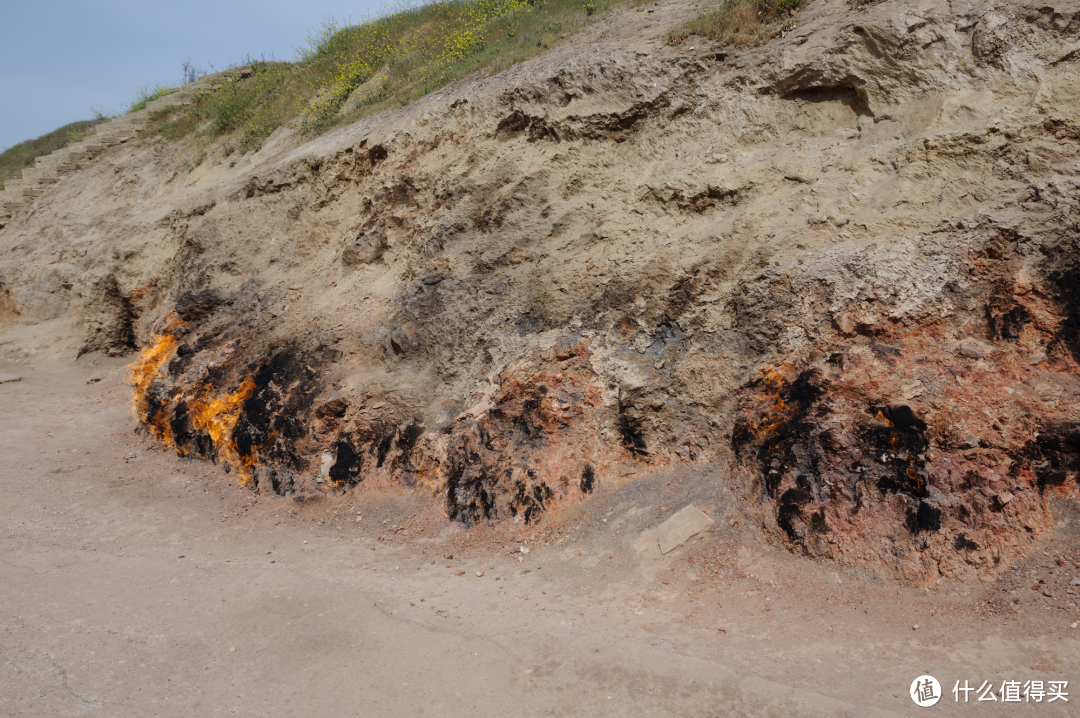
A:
[2,0,1079,584]
[0,119,103,185]
[3,0,1080,713]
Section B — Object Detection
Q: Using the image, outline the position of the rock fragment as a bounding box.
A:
[656,505,716,555]
[958,337,995,358]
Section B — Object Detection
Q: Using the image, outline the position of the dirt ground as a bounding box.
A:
[1,355,1076,717]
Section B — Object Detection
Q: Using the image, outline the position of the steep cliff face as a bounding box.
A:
[2,0,1078,584]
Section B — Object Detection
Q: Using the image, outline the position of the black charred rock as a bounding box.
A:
[907,501,942,533]
[514,311,543,335]
[1030,422,1080,491]
[867,404,930,498]
[509,475,554,524]
[315,398,348,419]
[328,440,363,486]
[616,408,648,455]
[889,405,916,431]
[954,533,980,551]
[175,289,223,323]
[392,420,425,472]
[580,465,596,494]
[443,457,498,525]
[777,487,813,542]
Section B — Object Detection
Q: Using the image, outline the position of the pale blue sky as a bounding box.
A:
[0,0,383,151]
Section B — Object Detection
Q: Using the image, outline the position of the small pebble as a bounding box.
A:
[912,624,919,631]
[476,571,484,577]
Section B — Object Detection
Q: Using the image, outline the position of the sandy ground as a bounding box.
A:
[1,355,1078,717]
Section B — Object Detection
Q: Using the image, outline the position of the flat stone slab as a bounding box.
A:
[0,373,23,385]
[657,505,716,555]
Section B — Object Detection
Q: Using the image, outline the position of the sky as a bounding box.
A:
[0,0,385,151]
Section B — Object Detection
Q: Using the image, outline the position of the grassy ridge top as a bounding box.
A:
[4,0,804,184]
[152,0,625,157]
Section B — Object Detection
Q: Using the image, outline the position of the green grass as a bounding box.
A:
[143,0,628,156]
[128,82,174,113]
[5,0,633,186]
[0,119,104,189]
[668,0,803,47]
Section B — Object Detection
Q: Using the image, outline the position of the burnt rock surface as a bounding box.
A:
[439,341,610,524]
[2,0,1080,582]
[731,233,1080,581]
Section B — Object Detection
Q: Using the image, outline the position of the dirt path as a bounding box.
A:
[1,356,1078,717]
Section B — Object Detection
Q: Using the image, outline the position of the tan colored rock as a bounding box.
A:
[772,155,819,184]
[958,338,995,359]
[0,373,22,384]
[656,505,716,555]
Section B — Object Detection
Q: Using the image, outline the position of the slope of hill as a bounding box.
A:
[1,0,1078,589]
[0,119,103,185]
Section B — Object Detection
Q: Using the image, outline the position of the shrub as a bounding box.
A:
[182,59,207,85]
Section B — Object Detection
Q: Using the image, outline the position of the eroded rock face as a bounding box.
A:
[2,0,1079,581]
[731,219,1080,581]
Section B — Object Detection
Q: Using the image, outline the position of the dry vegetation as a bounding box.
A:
[667,0,803,47]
